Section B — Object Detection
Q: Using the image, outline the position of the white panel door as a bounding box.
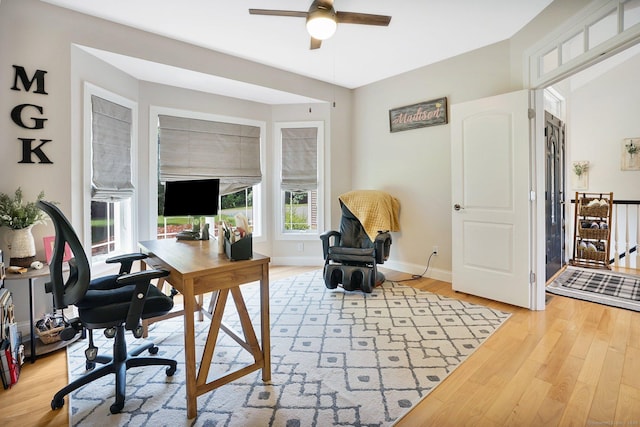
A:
[451,90,532,308]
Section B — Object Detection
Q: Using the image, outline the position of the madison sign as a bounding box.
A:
[389,97,447,133]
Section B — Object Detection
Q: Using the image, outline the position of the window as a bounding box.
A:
[87,89,137,262]
[155,111,265,239]
[623,0,640,30]
[91,198,132,257]
[588,8,618,50]
[276,122,323,238]
[283,189,317,231]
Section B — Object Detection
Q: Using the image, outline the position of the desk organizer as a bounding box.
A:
[225,234,252,261]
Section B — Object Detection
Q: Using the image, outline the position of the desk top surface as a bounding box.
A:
[138,239,269,277]
[3,264,52,281]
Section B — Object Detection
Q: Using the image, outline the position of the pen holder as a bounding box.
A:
[224,233,252,261]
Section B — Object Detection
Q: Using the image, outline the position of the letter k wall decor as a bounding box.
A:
[389,97,447,133]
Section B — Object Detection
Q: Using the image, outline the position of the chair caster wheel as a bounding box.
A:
[149,346,159,355]
[133,325,143,339]
[85,346,98,361]
[166,364,176,376]
[86,361,96,370]
[110,402,124,414]
[51,397,65,410]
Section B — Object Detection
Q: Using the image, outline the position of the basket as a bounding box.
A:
[578,226,608,240]
[579,199,608,217]
[36,325,64,344]
[578,249,606,262]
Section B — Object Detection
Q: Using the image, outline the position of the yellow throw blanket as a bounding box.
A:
[339,190,400,242]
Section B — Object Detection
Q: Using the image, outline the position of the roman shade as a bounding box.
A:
[158,115,261,195]
[281,127,318,192]
[91,95,134,201]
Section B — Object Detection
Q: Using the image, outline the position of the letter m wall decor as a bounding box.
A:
[389,97,447,133]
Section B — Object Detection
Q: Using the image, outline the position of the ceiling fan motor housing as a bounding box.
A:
[306,0,337,40]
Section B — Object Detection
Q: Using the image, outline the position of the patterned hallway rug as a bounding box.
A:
[547,266,640,311]
[66,270,511,426]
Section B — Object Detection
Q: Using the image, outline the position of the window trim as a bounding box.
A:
[149,106,267,241]
[274,121,325,241]
[83,82,138,265]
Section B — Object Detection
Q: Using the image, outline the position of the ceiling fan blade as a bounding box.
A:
[249,9,307,18]
[310,37,322,50]
[336,11,391,26]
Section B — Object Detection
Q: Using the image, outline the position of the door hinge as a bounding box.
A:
[528,108,535,119]
[530,271,536,283]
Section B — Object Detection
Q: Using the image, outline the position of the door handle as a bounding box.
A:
[454,204,464,211]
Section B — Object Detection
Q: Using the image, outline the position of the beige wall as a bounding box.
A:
[0,0,609,289]
[351,41,512,280]
[567,52,640,200]
[0,0,352,268]
[0,0,350,324]
[349,0,592,280]
[565,51,640,261]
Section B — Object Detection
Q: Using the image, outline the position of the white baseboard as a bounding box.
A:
[270,256,452,283]
[382,259,452,283]
[270,256,324,267]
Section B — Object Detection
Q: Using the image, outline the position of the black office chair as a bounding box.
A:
[37,201,177,414]
[320,200,393,293]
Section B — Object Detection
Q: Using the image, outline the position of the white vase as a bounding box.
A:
[8,225,36,267]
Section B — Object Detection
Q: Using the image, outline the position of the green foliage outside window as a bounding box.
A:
[284,191,310,231]
[284,209,310,231]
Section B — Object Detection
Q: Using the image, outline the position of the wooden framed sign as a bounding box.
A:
[389,97,447,133]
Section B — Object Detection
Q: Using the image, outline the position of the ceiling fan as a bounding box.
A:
[249,0,391,50]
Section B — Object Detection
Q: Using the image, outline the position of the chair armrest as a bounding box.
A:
[320,230,341,258]
[106,252,148,274]
[116,269,170,331]
[373,231,392,264]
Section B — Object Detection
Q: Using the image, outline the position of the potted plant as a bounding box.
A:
[0,188,47,267]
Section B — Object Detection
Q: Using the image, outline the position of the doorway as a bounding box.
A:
[545,111,565,280]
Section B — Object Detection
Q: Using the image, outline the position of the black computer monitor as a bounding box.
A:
[163,179,220,217]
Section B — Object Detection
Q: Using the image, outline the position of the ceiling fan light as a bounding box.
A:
[306,10,337,40]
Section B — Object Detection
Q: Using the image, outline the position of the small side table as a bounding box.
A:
[4,265,78,363]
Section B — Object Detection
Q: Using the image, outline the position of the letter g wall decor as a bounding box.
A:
[389,97,447,133]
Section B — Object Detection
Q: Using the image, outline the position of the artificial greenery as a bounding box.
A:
[0,188,46,229]
[573,161,589,177]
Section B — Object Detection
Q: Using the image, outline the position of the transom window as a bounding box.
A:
[528,0,640,87]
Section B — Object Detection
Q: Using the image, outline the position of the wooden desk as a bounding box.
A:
[138,239,270,419]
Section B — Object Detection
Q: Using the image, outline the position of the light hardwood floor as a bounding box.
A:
[1,265,638,427]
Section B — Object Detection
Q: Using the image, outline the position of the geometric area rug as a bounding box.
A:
[547,265,640,312]
[67,270,511,426]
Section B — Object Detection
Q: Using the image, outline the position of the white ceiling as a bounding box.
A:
[42,0,554,103]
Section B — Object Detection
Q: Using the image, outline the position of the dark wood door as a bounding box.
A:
[545,111,565,280]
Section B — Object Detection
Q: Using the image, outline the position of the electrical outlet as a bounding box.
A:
[432,246,439,255]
